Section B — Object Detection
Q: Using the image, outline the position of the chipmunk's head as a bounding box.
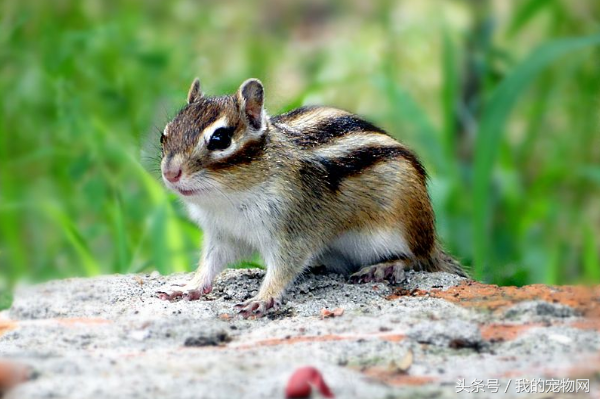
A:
[160,78,268,199]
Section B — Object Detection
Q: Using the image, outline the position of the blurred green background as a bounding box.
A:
[1,0,599,309]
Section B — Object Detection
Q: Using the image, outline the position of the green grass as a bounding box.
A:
[1,1,599,309]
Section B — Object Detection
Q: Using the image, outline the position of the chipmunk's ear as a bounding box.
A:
[237,78,265,130]
[187,78,202,104]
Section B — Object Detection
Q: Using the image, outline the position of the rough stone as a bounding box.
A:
[503,300,579,321]
[1,269,599,399]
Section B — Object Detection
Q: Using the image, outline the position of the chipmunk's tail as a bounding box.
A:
[415,246,469,278]
[436,248,469,277]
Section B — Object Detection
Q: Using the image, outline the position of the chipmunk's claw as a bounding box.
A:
[235,297,279,319]
[158,290,182,301]
[349,262,406,284]
[157,282,212,301]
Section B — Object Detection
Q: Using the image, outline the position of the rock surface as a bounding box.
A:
[1,269,599,398]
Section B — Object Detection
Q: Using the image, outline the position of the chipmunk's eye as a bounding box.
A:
[207,127,235,151]
[160,134,166,145]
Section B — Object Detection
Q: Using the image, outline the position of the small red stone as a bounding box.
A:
[0,361,31,393]
[320,307,344,319]
[285,366,334,398]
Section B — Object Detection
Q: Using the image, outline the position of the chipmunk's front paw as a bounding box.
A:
[157,281,212,301]
[234,296,280,319]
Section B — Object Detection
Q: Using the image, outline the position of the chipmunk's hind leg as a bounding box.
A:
[349,251,467,283]
[348,257,410,284]
[319,229,414,282]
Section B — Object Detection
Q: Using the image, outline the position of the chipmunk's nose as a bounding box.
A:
[163,166,182,183]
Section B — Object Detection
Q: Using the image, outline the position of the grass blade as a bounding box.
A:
[507,0,556,38]
[582,223,600,283]
[472,34,600,280]
[374,72,445,174]
[110,193,131,274]
[44,205,101,276]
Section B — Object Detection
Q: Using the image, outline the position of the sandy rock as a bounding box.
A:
[1,269,599,398]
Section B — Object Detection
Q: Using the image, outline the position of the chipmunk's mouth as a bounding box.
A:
[177,188,199,196]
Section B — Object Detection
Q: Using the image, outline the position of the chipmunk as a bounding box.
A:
[157,78,466,317]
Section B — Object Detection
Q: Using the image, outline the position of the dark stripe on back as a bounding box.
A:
[316,145,427,190]
[287,115,388,148]
[271,105,321,124]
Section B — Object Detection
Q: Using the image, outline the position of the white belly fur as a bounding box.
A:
[317,229,412,274]
[185,194,276,253]
[185,191,411,275]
